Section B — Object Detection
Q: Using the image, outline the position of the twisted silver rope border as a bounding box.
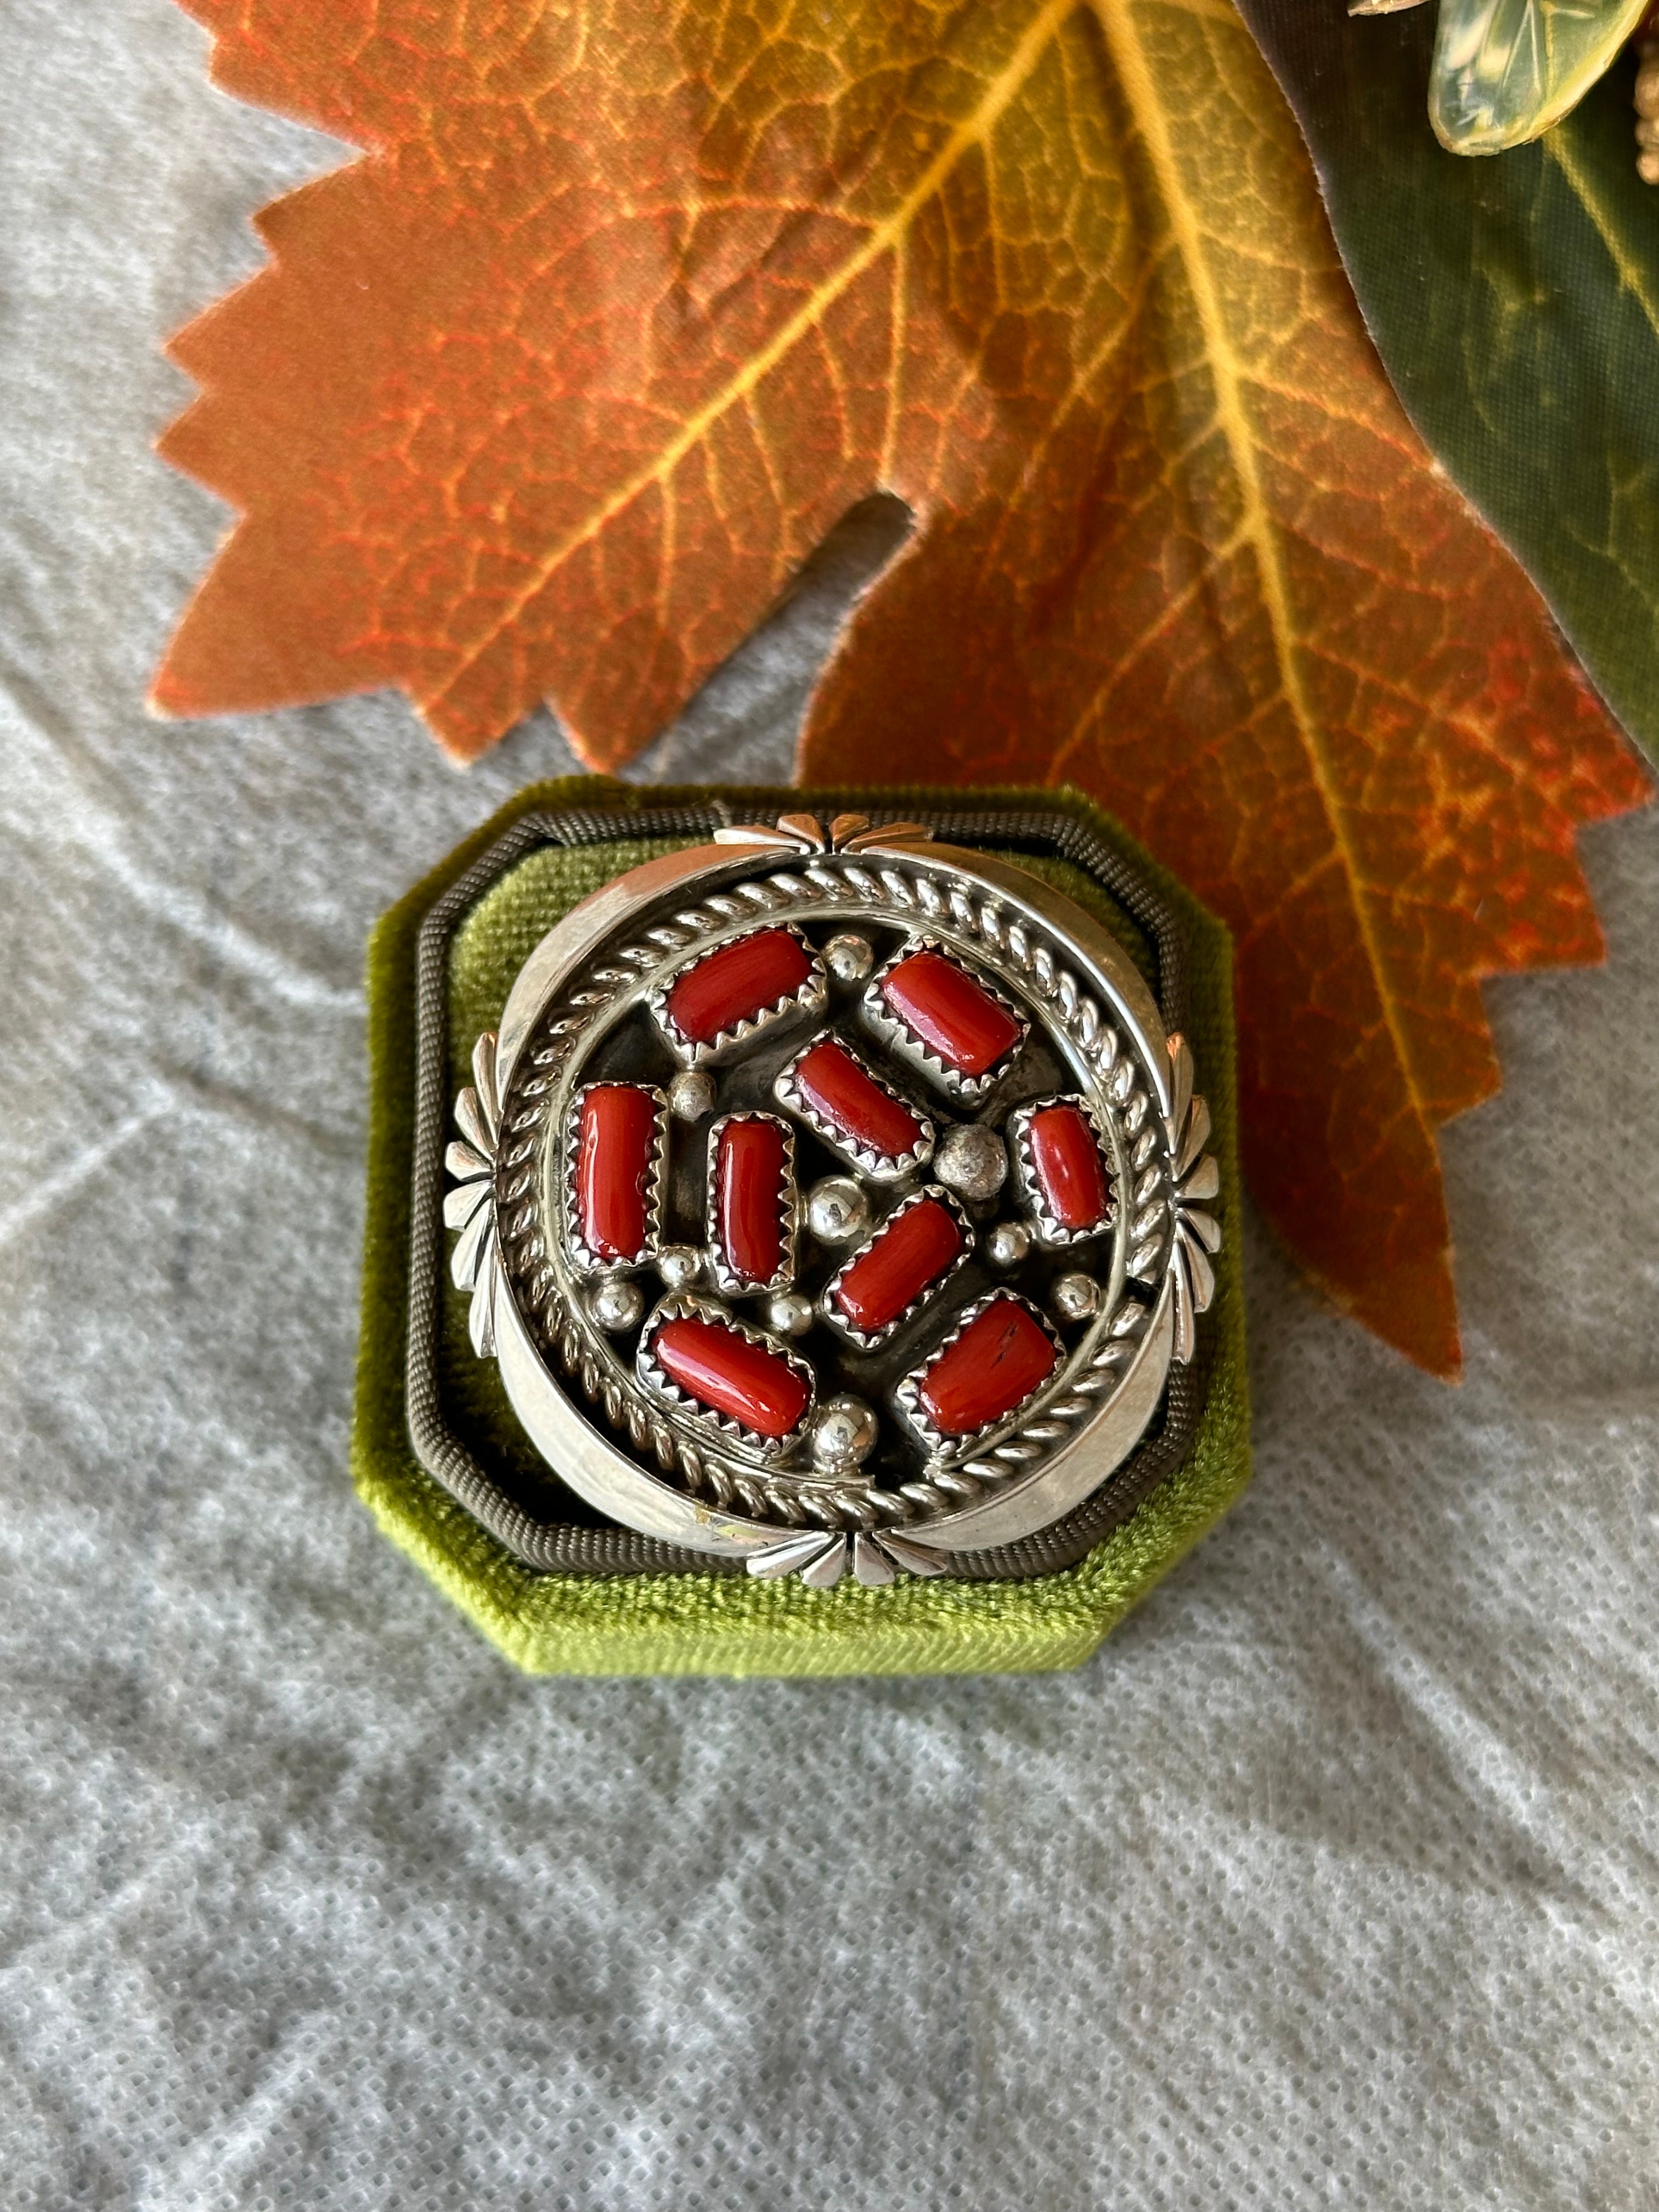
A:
[477,840,1182,1532]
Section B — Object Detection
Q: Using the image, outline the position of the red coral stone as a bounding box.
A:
[881,949,1022,1075]
[1026,1103,1111,1231]
[791,1040,924,1160]
[833,1197,962,1334]
[715,1117,788,1284]
[919,1299,1057,1437]
[576,1084,658,1260]
[652,1316,810,1438]
[667,928,811,1045]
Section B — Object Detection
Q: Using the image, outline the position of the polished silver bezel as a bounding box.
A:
[772,1035,935,1182]
[817,1183,974,1351]
[636,1293,816,1462]
[861,933,1030,1101]
[1007,1092,1117,1249]
[561,1081,668,1275]
[647,921,827,1067]
[892,1289,1066,1460]
[704,1111,799,1296]
[443,815,1221,1583]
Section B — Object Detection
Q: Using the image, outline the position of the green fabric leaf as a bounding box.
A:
[1235,0,1659,766]
[1430,0,1645,152]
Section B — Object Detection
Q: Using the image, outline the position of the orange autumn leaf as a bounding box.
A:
[155,0,1649,1373]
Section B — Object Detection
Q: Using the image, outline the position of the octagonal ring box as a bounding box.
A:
[355,780,1249,1678]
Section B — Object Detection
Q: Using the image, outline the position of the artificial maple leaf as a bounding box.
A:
[155,0,1649,1373]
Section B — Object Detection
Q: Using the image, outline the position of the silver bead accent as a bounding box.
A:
[810,1393,878,1471]
[805,1175,871,1245]
[1051,1270,1101,1324]
[765,1289,815,1339]
[667,1069,717,1121]
[984,1220,1031,1269]
[656,1244,703,1293]
[933,1122,1008,1203]
[823,932,874,985]
[589,1277,645,1333]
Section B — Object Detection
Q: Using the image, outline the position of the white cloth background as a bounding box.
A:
[3,3,1657,2205]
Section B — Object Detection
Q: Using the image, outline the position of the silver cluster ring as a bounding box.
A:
[441,814,1220,1586]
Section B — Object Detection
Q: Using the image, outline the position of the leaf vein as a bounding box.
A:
[1091,0,1431,1122]
[421,0,1080,716]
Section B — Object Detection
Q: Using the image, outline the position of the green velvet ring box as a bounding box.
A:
[355,780,1250,1677]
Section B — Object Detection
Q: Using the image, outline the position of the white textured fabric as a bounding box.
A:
[2,3,1657,2205]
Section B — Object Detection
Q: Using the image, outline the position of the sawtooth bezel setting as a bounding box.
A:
[648,921,828,1068]
[816,1182,975,1351]
[861,933,1031,1102]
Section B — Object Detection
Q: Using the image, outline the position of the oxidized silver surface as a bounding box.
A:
[443,812,1221,1587]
